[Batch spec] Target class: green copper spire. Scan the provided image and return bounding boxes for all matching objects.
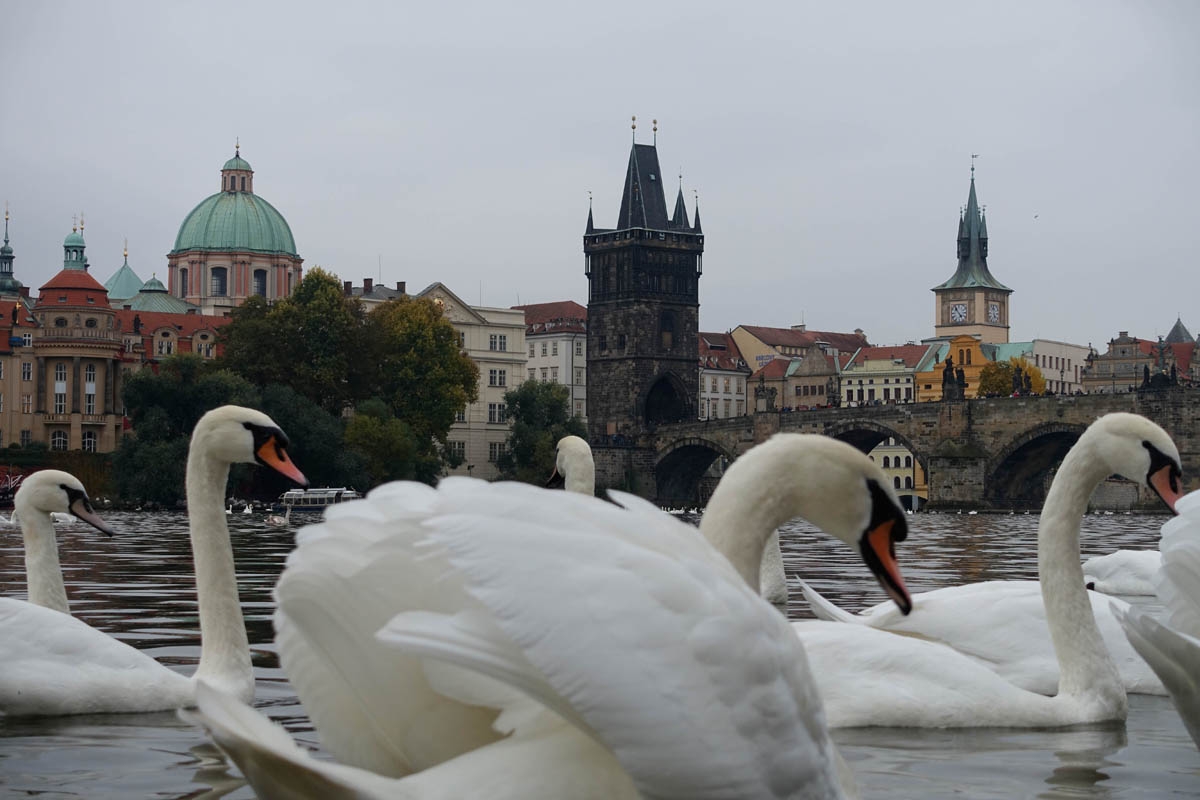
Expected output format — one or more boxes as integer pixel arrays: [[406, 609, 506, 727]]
[[933, 168, 1010, 292]]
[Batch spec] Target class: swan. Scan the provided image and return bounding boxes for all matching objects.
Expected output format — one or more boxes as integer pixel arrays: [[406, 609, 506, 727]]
[[1116, 489, 1200, 748], [265, 506, 292, 527], [550, 434, 790, 605], [790, 413, 1183, 727], [1082, 548, 1161, 595], [186, 433, 911, 798], [243, 503, 253, 515], [0, 406, 308, 716], [6, 469, 115, 613]]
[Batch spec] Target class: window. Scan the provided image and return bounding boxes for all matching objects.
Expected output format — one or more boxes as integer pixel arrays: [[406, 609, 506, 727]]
[[241, 176, 246, 191], [0, 394, 3, 412], [55, 317, 68, 328], [0, 363, 4, 379], [211, 267, 228, 296], [550, 367, 558, 382], [51, 430, 67, 451], [457, 331, 466, 349], [54, 391, 65, 414], [488, 403, 508, 424], [723, 378, 731, 393], [709, 399, 718, 418], [21, 394, 31, 414], [21, 333, 30, 347], [905, 456, 912, 468], [905, 476, 913, 489], [489, 334, 507, 352], [541, 368, 548, 381], [574, 400, 582, 416], [574, 368, 583, 384], [55, 363, 66, 382], [19, 430, 30, 447], [736, 399, 744, 416], [488, 441, 507, 462], [528, 369, 536, 381], [85, 391, 95, 415], [179, 268, 188, 296], [455, 407, 467, 423], [894, 476, 901, 489], [882, 456, 891, 468], [447, 440, 465, 460], [575, 341, 583, 356], [660, 311, 675, 349], [82, 431, 97, 453], [724, 399, 731, 417], [21, 362, 31, 381], [618, 334, 626, 350], [711, 377, 717, 392], [541, 343, 548, 357], [552, 342, 558, 356], [85, 318, 97, 328], [529, 343, 535, 357], [598, 335, 607, 351], [488, 369, 506, 387], [253, 269, 267, 297]]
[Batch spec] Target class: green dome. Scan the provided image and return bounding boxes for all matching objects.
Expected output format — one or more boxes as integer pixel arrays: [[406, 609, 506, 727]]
[[0, 275, 22, 292], [141, 275, 167, 292], [64, 230, 85, 248], [171, 192, 297, 256], [223, 154, 252, 171]]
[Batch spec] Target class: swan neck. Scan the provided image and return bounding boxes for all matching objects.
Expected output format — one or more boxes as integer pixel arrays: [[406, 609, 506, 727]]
[[566, 466, 595, 496], [1038, 441, 1123, 699], [187, 444, 253, 698], [19, 508, 69, 613]]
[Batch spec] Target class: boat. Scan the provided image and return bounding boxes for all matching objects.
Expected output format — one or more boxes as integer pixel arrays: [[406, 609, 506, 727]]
[[274, 486, 363, 513]]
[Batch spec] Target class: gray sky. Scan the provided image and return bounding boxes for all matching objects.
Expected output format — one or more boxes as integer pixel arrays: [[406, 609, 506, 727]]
[[3, 1, 1197, 349]]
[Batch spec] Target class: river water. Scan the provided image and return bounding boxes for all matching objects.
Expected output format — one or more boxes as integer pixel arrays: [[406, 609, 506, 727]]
[[0, 510, 1197, 798]]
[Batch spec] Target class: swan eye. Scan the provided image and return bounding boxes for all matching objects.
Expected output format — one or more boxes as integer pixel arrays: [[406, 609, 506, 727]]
[[865, 479, 908, 543]]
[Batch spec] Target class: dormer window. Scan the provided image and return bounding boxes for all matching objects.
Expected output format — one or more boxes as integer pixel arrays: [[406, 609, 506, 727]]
[[54, 317, 67, 327], [85, 318, 97, 329]]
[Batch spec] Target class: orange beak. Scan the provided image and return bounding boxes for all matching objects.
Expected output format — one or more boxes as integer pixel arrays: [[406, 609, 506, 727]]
[[1149, 464, 1183, 514], [862, 519, 912, 614], [256, 436, 309, 487]]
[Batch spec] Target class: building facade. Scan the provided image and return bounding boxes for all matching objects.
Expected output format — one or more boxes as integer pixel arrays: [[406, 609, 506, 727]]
[[423, 283, 526, 480], [698, 331, 750, 419], [514, 301, 588, 421], [584, 134, 703, 441], [167, 148, 304, 315], [730, 324, 868, 375], [932, 169, 1012, 344], [1081, 329, 1197, 394], [839, 343, 930, 407]]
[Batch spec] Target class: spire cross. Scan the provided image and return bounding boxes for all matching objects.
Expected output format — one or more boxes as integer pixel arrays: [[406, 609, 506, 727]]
[[970, 153, 980, 178], [653, 118, 657, 145], [631, 115, 636, 142], [72, 214, 78, 233], [588, 190, 593, 210]]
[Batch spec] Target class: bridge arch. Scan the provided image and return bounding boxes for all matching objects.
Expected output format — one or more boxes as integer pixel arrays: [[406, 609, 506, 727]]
[[642, 371, 692, 426], [986, 422, 1088, 508], [824, 420, 928, 474], [654, 436, 735, 508]]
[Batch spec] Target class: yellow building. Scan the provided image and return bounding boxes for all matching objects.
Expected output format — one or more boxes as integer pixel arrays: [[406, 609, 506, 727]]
[[914, 335, 990, 401]]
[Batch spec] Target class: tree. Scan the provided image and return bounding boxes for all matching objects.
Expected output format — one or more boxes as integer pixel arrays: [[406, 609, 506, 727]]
[[342, 399, 431, 484], [977, 356, 1046, 397], [363, 297, 479, 476], [115, 355, 260, 505], [496, 379, 587, 485], [217, 268, 370, 414]]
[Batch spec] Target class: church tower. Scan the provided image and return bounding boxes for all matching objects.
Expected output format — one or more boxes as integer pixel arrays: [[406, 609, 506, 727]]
[[584, 120, 703, 443], [932, 166, 1012, 343]]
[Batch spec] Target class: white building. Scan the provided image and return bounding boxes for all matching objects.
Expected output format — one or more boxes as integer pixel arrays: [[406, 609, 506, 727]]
[[698, 331, 751, 419], [839, 344, 931, 406], [1026, 339, 1092, 395], [417, 283, 526, 480], [513, 301, 587, 421]]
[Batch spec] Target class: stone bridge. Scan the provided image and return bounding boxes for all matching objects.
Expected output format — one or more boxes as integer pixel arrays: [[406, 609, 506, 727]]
[[590, 388, 1200, 509]]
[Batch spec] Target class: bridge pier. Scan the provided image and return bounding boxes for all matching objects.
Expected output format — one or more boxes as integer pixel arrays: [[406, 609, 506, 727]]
[[592, 444, 658, 499], [926, 454, 988, 510]]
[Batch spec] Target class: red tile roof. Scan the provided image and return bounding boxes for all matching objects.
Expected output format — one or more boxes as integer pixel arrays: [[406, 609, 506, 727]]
[[739, 325, 868, 353], [699, 331, 749, 371], [38, 269, 109, 293], [513, 300, 587, 334], [751, 358, 792, 379], [114, 308, 229, 338], [847, 344, 930, 368]]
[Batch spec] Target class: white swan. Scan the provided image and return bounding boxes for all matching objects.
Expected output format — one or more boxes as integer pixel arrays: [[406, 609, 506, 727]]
[[265, 506, 292, 527], [0, 406, 308, 716], [551, 434, 790, 605], [1082, 548, 1161, 595], [790, 412, 1183, 727], [1116, 489, 1200, 748], [187, 433, 911, 798], [6, 469, 115, 613]]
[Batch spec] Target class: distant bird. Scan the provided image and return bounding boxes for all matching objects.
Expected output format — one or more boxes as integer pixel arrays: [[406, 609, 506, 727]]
[[1033, 214, 1039, 219]]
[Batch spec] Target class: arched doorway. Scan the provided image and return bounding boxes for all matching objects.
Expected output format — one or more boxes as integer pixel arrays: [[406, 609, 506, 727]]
[[644, 373, 690, 425]]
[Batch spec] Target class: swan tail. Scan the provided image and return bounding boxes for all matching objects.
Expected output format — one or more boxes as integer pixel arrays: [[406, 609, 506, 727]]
[[185, 681, 400, 800], [1114, 605, 1200, 748], [799, 579, 865, 624]]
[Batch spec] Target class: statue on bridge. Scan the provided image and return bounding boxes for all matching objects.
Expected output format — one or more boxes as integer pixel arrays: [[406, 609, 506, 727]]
[[942, 356, 966, 401]]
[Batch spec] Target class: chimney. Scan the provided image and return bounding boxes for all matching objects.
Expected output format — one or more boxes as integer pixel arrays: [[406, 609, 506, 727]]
[[343, 281, 352, 296], [396, 281, 406, 294], [364, 278, 373, 293], [1118, 331, 1128, 338], [791, 324, 806, 332]]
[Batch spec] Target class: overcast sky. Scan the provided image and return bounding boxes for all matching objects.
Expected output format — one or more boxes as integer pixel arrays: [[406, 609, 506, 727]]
[[3, 1, 1196, 349]]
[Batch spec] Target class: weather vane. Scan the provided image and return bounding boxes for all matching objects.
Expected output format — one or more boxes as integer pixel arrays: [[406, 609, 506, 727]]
[[970, 153, 980, 177]]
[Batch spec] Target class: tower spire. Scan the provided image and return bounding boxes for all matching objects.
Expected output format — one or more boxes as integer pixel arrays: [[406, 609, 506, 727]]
[[586, 191, 595, 234]]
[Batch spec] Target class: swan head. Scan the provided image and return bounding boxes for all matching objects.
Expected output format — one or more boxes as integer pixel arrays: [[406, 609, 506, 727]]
[[1086, 413, 1182, 512], [14, 469, 115, 536], [547, 435, 595, 495], [704, 433, 912, 613], [192, 406, 309, 487]]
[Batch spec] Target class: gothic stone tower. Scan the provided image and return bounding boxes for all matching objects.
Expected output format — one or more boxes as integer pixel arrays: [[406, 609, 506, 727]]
[[584, 130, 703, 447], [932, 167, 1012, 344]]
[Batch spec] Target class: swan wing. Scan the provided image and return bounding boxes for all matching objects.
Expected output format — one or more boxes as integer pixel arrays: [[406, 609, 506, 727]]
[[0, 599, 190, 715], [790, 620, 1082, 728], [414, 479, 845, 800], [823, 580, 1162, 695], [1082, 550, 1161, 595], [1157, 509, 1200, 639], [1115, 607, 1200, 748], [798, 580, 865, 624], [273, 481, 500, 777]]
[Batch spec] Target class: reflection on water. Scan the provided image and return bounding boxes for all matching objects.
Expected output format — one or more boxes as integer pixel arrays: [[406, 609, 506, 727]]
[[1, 511, 1197, 798]]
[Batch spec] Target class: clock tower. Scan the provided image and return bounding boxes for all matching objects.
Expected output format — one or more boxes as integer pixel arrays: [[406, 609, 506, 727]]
[[932, 167, 1012, 343]]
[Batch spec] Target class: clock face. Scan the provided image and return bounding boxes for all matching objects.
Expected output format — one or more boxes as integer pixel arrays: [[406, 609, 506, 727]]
[[988, 302, 1000, 323], [950, 302, 967, 323]]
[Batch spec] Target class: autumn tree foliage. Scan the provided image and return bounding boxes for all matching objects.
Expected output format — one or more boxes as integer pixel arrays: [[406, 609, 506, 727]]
[[977, 356, 1046, 397]]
